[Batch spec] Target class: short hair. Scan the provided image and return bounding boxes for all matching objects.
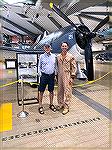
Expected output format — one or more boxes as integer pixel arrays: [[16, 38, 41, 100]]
[[61, 41, 69, 47], [44, 43, 51, 48]]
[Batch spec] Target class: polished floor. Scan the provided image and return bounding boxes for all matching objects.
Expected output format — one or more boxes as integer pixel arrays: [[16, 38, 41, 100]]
[[0, 60, 112, 150]]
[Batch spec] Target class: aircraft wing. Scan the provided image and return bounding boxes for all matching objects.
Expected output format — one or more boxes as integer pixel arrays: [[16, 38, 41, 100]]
[[65, 0, 107, 16], [42, 0, 107, 16], [40, 0, 107, 16]]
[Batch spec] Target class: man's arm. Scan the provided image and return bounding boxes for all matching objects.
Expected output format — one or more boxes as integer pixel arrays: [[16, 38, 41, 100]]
[[54, 56, 58, 83], [55, 56, 58, 76], [38, 55, 42, 77], [70, 56, 77, 79]]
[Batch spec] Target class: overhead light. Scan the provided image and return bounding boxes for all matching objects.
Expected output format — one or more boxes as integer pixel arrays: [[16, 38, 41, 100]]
[[4, 0, 37, 5]]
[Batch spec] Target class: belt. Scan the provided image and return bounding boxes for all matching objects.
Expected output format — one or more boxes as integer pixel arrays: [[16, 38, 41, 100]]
[[42, 72, 55, 76]]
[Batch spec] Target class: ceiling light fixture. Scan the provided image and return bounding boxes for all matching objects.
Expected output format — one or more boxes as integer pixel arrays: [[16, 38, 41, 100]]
[[3, 0, 37, 5]]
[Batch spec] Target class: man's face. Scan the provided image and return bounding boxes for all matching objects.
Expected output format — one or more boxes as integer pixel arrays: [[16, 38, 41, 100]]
[[44, 45, 51, 53], [61, 43, 69, 53]]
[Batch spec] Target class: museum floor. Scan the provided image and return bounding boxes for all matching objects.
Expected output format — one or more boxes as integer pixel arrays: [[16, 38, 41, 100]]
[[0, 61, 112, 150]]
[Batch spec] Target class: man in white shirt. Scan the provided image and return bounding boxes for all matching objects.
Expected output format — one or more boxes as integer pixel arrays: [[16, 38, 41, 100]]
[[38, 43, 56, 114]]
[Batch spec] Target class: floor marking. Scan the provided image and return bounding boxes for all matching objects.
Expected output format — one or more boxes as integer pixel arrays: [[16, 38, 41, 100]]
[[80, 88, 109, 93], [0, 103, 12, 132], [73, 89, 112, 120], [1, 117, 101, 142]]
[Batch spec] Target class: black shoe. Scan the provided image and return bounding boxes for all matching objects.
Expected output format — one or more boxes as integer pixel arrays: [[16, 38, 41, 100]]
[[49, 104, 56, 112], [38, 107, 44, 114]]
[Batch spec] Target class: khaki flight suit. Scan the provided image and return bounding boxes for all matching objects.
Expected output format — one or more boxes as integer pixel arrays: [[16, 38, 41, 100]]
[[57, 53, 77, 107]]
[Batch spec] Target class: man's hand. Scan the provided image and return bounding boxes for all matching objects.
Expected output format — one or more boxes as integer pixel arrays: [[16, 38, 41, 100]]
[[69, 78, 74, 85], [55, 75, 58, 84]]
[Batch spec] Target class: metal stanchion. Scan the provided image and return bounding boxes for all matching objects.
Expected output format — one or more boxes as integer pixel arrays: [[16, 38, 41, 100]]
[[17, 75, 29, 118]]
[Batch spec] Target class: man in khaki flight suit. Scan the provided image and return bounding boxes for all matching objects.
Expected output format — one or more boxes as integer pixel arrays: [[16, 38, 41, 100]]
[[57, 42, 77, 115]]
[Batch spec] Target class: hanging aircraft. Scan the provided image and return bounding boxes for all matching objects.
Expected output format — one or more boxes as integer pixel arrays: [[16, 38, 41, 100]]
[[1, 1, 110, 81]]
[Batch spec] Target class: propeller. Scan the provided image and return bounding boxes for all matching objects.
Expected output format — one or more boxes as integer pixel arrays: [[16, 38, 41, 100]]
[[49, 2, 82, 32], [49, 2, 109, 81], [92, 16, 109, 32]]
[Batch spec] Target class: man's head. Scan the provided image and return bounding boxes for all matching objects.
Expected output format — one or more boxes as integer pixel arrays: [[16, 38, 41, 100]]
[[44, 43, 51, 54], [61, 42, 69, 53]]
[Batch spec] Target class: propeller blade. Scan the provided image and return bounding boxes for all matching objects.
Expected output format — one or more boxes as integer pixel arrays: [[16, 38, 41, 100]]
[[49, 3, 77, 29], [85, 42, 94, 81], [48, 13, 62, 29], [77, 15, 84, 25], [92, 16, 109, 32]]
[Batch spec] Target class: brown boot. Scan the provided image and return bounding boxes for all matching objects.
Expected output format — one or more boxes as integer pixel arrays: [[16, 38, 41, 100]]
[[62, 108, 69, 115]]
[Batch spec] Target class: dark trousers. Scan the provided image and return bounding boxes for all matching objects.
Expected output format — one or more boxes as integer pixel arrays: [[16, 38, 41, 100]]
[[38, 72, 55, 92]]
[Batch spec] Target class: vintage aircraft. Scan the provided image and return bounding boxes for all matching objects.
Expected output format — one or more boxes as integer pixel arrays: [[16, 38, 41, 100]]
[[1, 1, 110, 81], [26, 2, 109, 81]]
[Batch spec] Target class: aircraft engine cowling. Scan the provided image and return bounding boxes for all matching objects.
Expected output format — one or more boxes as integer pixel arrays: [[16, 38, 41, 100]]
[[75, 25, 90, 50]]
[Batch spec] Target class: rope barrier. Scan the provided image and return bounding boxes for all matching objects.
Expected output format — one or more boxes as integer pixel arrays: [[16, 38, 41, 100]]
[[72, 71, 111, 88], [0, 80, 20, 88], [0, 71, 111, 88]]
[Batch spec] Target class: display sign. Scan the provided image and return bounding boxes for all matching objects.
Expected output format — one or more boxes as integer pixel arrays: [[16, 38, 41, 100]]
[[17, 53, 38, 83], [5, 59, 17, 69]]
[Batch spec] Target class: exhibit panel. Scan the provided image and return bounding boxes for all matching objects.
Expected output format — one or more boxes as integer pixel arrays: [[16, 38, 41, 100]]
[[16, 53, 39, 105]]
